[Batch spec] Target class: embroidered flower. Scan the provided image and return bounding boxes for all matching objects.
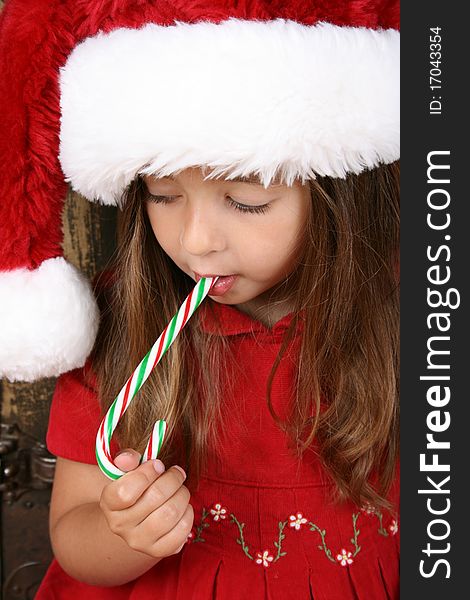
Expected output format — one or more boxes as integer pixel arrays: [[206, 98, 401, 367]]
[[360, 503, 377, 516], [389, 519, 399, 536], [210, 503, 228, 521], [336, 549, 354, 567], [289, 512, 308, 530], [256, 550, 274, 568]]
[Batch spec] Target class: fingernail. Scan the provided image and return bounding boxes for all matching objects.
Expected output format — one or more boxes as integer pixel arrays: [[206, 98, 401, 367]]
[[153, 459, 166, 474], [173, 465, 186, 479], [116, 451, 133, 458]]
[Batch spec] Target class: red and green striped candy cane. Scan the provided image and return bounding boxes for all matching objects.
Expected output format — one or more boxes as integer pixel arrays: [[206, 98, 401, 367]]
[[96, 276, 218, 480]]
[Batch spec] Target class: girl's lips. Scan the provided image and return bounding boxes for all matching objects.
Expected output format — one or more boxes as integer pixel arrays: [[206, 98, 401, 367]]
[[194, 273, 237, 296]]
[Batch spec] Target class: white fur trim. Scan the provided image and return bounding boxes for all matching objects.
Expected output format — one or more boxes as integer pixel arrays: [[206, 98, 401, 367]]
[[0, 258, 99, 382], [59, 19, 399, 206]]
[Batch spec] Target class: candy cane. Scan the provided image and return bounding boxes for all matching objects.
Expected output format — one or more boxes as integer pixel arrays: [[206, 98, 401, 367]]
[[95, 276, 218, 480]]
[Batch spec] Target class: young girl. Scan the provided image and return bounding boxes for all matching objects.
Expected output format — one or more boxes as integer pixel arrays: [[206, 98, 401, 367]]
[[37, 157, 399, 599], [0, 1, 399, 598]]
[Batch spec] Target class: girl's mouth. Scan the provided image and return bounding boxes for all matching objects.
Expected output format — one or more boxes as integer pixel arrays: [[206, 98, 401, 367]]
[[194, 273, 238, 296]]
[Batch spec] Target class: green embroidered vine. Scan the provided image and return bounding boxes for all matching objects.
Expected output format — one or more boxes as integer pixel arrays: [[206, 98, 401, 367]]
[[308, 512, 361, 563], [190, 504, 397, 567], [230, 513, 253, 560], [375, 510, 389, 537], [192, 507, 210, 543], [351, 512, 361, 556], [308, 521, 336, 563], [273, 521, 288, 561]]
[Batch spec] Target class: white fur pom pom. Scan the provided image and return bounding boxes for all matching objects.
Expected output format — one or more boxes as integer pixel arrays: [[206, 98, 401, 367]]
[[0, 258, 99, 382]]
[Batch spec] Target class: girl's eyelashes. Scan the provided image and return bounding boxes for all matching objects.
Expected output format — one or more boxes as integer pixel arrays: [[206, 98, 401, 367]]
[[146, 193, 271, 215], [146, 194, 178, 204], [226, 197, 271, 215]]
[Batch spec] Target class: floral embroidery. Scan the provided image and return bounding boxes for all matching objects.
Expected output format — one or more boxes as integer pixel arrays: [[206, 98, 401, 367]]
[[361, 503, 377, 515], [289, 512, 308, 530], [256, 550, 274, 567], [230, 513, 253, 560], [389, 519, 399, 535], [273, 521, 288, 561], [192, 508, 210, 542], [376, 511, 390, 536], [360, 504, 394, 537], [190, 502, 396, 568], [210, 503, 228, 521], [309, 511, 360, 563], [336, 548, 354, 566]]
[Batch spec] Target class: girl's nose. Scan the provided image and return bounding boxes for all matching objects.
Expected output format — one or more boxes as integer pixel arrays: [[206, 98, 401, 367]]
[[180, 205, 226, 256]]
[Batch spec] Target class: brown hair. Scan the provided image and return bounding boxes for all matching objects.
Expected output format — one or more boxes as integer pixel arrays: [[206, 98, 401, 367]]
[[91, 161, 399, 508]]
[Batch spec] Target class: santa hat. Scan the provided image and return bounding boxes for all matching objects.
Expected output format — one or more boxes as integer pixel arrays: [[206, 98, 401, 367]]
[[0, 0, 399, 382]]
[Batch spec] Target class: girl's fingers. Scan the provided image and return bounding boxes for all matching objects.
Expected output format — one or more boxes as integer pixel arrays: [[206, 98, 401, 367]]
[[113, 449, 142, 472], [121, 466, 188, 526], [136, 503, 194, 558], [102, 460, 165, 511], [128, 485, 191, 548]]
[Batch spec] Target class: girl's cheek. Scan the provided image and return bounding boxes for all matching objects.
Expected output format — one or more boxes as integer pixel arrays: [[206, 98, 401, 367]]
[[149, 222, 174, 254]]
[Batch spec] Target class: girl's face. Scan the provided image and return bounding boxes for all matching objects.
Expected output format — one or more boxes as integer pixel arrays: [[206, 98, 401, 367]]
[[144, 167, 310, 316]]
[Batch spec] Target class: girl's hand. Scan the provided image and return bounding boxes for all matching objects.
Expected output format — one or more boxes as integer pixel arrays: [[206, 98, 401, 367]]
[[99, 451, 193, 559]]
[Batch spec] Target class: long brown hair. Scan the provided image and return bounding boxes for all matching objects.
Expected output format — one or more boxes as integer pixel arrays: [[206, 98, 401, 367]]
[[91, 162, 399, 508]]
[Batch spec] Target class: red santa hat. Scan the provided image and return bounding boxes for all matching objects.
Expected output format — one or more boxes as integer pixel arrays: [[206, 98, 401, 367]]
[[0, 0, 399, 382]]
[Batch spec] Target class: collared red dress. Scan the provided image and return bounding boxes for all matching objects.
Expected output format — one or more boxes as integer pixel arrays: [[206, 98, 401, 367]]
[[37, 301, 399, 599]]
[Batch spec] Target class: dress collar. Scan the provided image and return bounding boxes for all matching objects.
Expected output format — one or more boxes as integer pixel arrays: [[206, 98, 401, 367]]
[[199, 300, 304, 337]]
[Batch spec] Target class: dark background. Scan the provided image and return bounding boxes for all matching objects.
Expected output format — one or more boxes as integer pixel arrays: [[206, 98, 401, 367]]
[[401, 2, 467, 597]]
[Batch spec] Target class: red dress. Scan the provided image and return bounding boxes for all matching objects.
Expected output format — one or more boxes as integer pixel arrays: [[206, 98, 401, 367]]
[[37, 302, 399, 599]]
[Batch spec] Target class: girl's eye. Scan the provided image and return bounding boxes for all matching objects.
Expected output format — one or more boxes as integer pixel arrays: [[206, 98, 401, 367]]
[[147, 193, 270, 215], [227, 197, 271, 215], [147, 194, 179, 204]]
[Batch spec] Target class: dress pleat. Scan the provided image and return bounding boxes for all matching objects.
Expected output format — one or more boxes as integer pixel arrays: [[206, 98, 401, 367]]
[[378, 554, 400, 600], [175, 549, 223, 600]]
